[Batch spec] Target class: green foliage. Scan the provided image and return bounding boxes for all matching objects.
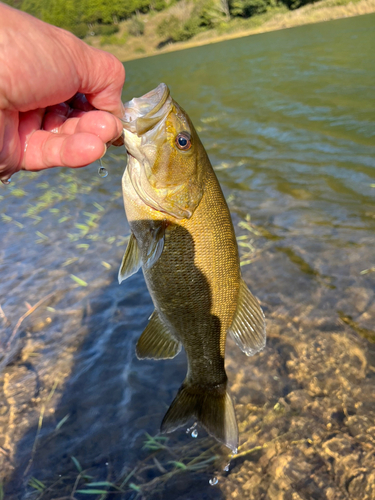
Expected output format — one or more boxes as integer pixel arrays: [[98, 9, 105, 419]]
[[100, 33, 128, 45], [157, 0, 228, 44], [128, 17, 145, 36], [152, 0, 166, 11], [229, 0, 278, 17], [193, 0, 227, 28], [94, 23, 119, 35], [17, 0, 154, 33], [71, 22, 88, 38], [13, 0, 322, 42], [41, 0, 81, 30], [157, 14, 180, 38], [282, 0, 319, 8]]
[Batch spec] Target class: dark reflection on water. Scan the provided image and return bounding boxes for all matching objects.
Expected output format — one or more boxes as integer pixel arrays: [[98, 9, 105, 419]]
[[1, 12, 375, 500]]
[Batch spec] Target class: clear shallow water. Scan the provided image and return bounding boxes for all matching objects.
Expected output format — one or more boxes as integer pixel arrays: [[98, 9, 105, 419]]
[[1, 13, 375, 499]]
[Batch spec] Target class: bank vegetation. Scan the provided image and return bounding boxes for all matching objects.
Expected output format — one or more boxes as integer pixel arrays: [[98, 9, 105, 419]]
[[5, 0, 375, 60]]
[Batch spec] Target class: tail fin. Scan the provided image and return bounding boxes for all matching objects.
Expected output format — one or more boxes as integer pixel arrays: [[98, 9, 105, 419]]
[[160, 382, 238, 453]]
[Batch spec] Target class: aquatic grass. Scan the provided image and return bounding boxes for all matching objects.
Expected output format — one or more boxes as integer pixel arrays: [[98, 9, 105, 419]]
[[71, 456, 83, 473], [67, 233, 80, 242], [86, 234, 101, 241], [24, 381, 59, 477], [58, 216, 70, 223], [338, 311, 375, 343], [70, 275, 88, 287], [76, 244, 90, 250], [3, 291, 56, 351], [116, 235, 130, 246], [36, 231, 49, 243], [112, 433, 223, 497], [360, 267, 375, 274], [9, 188, 27, 197], [55, 413, 70, 430], [142, 433, 169, 451], [24, 432, 223, 498], [29, 477, 46, 491], [62, 257, 79, 267], [0, 305, 10, 327], [1, 213, 25, 228]]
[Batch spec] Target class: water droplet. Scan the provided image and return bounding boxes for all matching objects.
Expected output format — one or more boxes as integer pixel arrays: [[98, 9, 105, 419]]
[[209, 477, 218, 486], [186, 422, 197, 434], [223, 463, 230, 472], [1, 177, 11, 185], [191, 429, 198, 438], [98, 158, 108, 178], [98, 166, 108, 178]]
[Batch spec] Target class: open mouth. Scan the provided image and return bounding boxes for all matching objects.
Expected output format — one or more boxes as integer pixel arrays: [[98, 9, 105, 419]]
[[122, 83, 171, 136]]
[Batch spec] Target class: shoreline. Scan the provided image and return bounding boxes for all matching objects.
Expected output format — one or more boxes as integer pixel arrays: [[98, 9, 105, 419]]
[[95, 0, 375, 62]]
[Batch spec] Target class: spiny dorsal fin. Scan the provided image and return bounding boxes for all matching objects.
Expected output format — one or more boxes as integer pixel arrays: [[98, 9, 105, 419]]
[[143, 223, 165, 270], [228, 279, 266, 356], [136, 311, 181, 360], [161, 382, 238, 453], [118, 233, 142, 284]]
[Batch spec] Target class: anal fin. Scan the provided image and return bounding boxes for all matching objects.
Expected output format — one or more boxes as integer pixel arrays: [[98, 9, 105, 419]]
[[118, 233, 142, 284], [136, 311, 181, 360], [229, 278, 266, 356]]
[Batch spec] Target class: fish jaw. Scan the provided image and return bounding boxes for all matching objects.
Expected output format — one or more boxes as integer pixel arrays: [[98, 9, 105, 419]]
[[121, 83, 204, 220], [122, 83, 172, 136]]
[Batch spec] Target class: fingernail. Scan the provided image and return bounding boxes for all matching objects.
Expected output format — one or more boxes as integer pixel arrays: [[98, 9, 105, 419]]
[[100, 143, 107, 159]]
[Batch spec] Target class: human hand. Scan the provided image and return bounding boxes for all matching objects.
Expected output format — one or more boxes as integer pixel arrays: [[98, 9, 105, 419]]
[[0, 3, 125, 184]]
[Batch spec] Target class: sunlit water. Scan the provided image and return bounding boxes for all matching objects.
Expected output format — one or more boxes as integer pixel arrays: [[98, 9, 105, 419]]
[[1, 13, 374, 499]]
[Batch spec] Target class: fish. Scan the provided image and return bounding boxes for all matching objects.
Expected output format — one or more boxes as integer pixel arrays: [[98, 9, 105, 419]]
[[119, 83, 266, 453]]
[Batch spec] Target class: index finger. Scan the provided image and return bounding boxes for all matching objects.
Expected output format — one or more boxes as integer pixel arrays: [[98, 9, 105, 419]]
[[77, 45, 126, 119]]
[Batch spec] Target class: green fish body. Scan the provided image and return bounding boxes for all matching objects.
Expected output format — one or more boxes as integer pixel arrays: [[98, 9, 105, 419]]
[[119, 84, 266, 452]]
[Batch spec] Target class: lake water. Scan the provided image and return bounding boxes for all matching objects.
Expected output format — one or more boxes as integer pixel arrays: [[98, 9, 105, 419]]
[[1, 13, 375, 499]]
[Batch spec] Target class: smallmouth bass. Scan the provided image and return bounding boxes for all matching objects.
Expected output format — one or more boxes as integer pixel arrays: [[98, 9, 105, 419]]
[[119, 84, 265, 453]]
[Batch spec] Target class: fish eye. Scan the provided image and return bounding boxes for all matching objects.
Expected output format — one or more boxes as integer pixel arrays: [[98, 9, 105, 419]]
[[175, 132, 191, 151]]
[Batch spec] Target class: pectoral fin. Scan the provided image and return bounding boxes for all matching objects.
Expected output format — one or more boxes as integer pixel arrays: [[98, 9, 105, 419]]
[[136, 311, 181, 360], [143, 223, 165, 270], [118, 233, 142, 284], [229, 279, 266, 356]]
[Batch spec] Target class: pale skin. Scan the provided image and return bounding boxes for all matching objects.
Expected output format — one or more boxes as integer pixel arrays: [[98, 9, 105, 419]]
[[0, 3, 126, 183]]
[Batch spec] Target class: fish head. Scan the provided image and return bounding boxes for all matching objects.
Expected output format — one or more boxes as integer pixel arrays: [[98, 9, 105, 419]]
[[122, 83, 205, 219]]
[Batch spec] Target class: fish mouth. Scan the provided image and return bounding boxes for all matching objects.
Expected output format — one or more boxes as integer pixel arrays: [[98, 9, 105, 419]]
[[121, 83, 199, 220], [122, 83, 171, 136]]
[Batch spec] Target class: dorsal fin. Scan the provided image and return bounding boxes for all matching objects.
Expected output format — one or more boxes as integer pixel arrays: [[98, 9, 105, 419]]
[[118, 233, 142, 284], [136, 311, 181, 360], [228, 279, 266, 356]]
